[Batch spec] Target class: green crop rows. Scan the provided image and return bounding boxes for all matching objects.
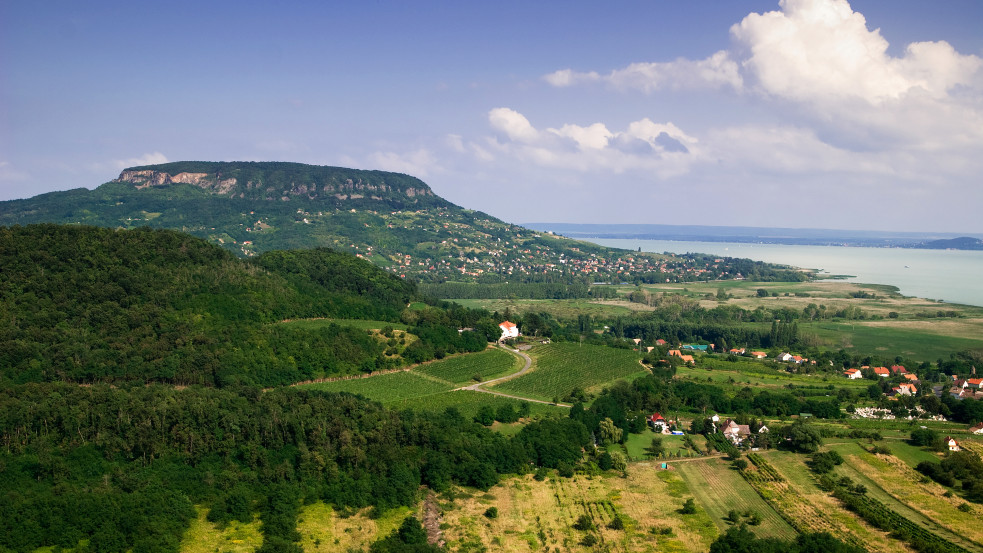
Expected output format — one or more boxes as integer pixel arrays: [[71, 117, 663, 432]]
[[300, 371, 452, 404], [415, 348, 518, 386], [493, 342, 646, 401]]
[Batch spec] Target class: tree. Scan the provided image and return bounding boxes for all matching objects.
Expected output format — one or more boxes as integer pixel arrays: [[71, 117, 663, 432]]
[[598, 418, 623, 445], [680, 498, 697, 514], [781, 420, 822, 453], [645, 436, 666, 458]]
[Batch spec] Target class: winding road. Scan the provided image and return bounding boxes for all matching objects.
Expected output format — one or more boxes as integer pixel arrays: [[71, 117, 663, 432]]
[[455, 345, 570, 407]]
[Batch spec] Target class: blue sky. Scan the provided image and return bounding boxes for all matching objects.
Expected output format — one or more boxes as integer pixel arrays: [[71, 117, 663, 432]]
[[3, 0, 982, 232]]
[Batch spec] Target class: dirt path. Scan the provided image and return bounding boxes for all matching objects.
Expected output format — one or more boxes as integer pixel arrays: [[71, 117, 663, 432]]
[[422, 491, 444, 547], [455, 345, 570, 407]]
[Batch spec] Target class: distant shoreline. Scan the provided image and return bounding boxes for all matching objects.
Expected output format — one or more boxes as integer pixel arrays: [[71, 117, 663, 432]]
[[524, 223, 983, 251]]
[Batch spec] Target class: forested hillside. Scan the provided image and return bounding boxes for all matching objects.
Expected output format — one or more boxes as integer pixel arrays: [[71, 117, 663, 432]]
[[0, 162, 808, 284], [0, 383, 590, 553], [0, 224, 488, 387]]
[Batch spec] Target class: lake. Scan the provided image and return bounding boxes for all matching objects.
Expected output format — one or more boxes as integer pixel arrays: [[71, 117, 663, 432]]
[[586, 239, 983, 308]]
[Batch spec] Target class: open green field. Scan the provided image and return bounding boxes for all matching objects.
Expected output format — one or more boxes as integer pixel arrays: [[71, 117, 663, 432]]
[[676, 361, 867, 391], [806, 320, 983, 362], [415, 348, 520, 386], [675, 457, 797, 540], [301, 371, 453, 403], [614, 430, 706, 461], [492, 342, 648, 402], [394, 390, 565, 419]]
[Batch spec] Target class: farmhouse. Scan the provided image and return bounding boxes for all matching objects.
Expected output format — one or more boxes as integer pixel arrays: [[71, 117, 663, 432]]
[[649, 413, 670, 433], [721, 419, 752, 445], [498, 321, 519, 341], [890, 365, 908, 375], [873, 366, 890, 378], [750, 351, 767, 359], [969, 423, 983, 435], [776, 353, 794, 362], [945, 436, 961, 452], [844, 368, 862, 379]]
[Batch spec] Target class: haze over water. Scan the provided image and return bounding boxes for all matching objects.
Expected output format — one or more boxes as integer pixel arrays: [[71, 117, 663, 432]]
[[587, 239, 983, 308]]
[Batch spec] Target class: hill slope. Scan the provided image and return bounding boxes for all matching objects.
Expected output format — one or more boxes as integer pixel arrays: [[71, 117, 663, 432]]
[[0, 162, 805, 284], [0, 224, 489, 387]]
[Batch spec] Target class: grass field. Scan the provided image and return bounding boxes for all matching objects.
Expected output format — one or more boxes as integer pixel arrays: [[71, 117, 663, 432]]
[[395, 390, 566, 419], [439, 468, 717, 553], [415, 348, 520, 386], [828, 443, 983, 552], [614, 430, 706, 461], [806, 320, 983, 361], [675, 457, 796, 540], [180, 507, 262, 553], [301, 371, 453, 403], [295, 503, 412, 553], [757, 450, 911, 552]]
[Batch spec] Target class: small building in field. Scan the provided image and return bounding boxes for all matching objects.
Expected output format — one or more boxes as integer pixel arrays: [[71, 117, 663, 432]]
[[498, 321, 519, 341], [945, 436, 961, 451], [844, 368, 863, 379]]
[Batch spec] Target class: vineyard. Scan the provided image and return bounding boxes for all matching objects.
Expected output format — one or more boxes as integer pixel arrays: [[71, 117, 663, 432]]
[[741, 452, 893, 552], [415, 348, 519, 386], [832, 485, 973, 553], [675, 458, 797, 540], [492, 342, 647, 401], [300, 371, 453, 403]]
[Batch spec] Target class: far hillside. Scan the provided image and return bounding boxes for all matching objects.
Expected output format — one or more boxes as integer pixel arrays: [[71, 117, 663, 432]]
[[0, 161, 807, 285]]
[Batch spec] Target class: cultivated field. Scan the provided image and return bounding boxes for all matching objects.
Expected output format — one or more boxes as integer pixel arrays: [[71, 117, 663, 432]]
[[491, 342, 648, 402], [675, 457, 796, 540], [415, 348, 520, 386]]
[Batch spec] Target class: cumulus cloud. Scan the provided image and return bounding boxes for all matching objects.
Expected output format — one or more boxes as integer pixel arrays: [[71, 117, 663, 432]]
[[731, 0, 981, 105], [481, 108, 701, 177], [367, 148, 440, 177], [544, 50, 742, 92], [113, 152, 169, 170]]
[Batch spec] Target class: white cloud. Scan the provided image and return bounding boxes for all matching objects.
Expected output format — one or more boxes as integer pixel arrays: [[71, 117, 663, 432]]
[[367, 148, 440, 177], [731, 0, 981, 105], [480, 108, 700, 177], [544, 50, 742, 93], [113, 152, 169, 170]]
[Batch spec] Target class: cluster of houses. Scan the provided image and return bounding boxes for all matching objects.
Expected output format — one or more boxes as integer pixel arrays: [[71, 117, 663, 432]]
[[948, 374, 983, 400], [647, 413, 767, 446]]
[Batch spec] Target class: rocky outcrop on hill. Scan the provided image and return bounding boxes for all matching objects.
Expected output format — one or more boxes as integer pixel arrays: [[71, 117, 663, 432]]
[[114, 161, 441, 204]]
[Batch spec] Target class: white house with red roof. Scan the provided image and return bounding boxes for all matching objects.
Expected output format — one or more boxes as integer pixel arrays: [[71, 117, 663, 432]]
[[969, 423, 983, 435], [498, 321, 519, 341], [945, 436, 961, 451], [649, 413, 670, 433], [873, 366, 890, 378], [750, 351, 767, 359], [844, 368, 862, 379], [890, 365, 908, 375]]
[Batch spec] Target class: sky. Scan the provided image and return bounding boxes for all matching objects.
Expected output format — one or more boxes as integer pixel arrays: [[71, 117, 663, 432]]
[[2, 0, 983, 233]]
